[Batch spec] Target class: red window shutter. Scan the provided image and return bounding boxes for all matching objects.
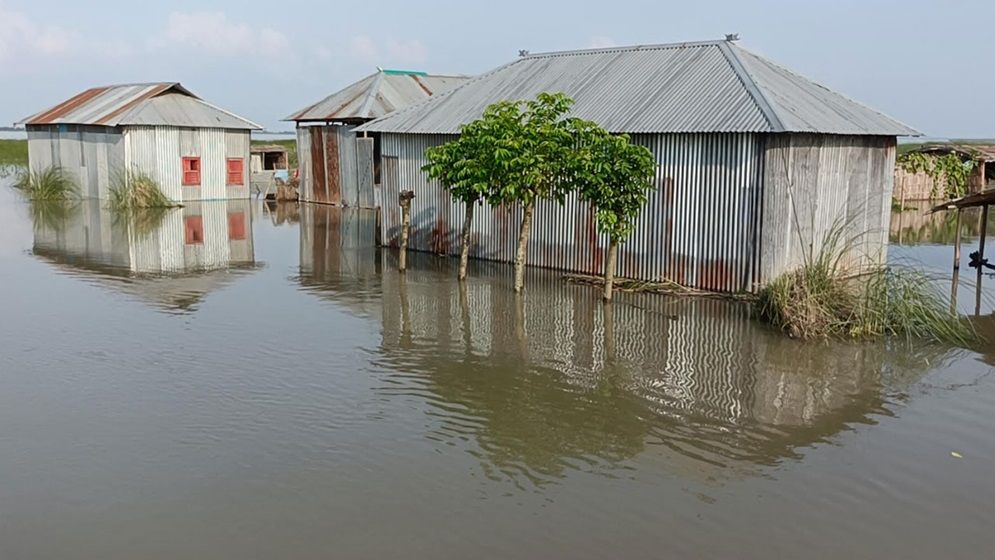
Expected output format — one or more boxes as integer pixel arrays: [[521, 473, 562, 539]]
[[228, 212, 246, 240], [226, 158, 244, 186], [182, 157, 201, 186], [184, 216, 204, 245]]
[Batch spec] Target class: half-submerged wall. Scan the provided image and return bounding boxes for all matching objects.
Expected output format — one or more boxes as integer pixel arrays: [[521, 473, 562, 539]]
[[24, 125, 251, 202], [760, 134, 896, 283], [297, 125, 375, 208], [125, 126, 251, 201], [380, 132, 766, 292], [26, 125, 125, 200]]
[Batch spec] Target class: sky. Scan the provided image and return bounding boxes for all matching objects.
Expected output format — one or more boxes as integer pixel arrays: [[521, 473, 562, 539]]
[[0, 0, 992, 136]]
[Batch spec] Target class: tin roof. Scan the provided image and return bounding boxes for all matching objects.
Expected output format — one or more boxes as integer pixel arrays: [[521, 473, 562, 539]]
[[910, 143, 995, 163], [285, 69, 469, 122], [357, 40, 919, 136], [19, 82, 261, 130]]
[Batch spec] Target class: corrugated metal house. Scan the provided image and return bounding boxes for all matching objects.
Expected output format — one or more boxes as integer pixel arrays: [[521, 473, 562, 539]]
[[357, 39, 920, 292], [19, 83, 261, 202], [285, 69, 468, 207]]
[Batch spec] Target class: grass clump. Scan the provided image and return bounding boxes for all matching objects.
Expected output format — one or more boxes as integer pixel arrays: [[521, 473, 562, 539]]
[[12, 166, 78, 201], [755, 225, 975, 345], [109, 169, 178, 210]]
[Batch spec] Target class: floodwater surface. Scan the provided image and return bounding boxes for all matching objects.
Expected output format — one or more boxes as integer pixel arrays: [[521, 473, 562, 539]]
[[0, 183, 993, 559]]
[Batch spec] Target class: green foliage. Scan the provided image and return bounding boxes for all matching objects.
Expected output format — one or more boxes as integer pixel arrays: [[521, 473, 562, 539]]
[[755, 221, 976, 345], [574, 126, 656, 242], [109, 169, 178, 211], [12, 166, 78, 201], [898, 151, 976, 199], [424, 92, 588, 207]]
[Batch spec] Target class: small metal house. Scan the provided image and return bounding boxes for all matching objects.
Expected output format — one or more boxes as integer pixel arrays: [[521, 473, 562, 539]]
[[357, 39, 920, 292], [285, 69, 468, 207], [19, 83, 261, 202]]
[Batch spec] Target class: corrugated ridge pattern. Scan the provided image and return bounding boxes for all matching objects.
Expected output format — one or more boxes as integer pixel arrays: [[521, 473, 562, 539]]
[[380, 132, 765, 292]]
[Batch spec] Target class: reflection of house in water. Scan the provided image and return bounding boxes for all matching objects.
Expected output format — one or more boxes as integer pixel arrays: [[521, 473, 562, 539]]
[[294, 216, 935, 485], [31, 200, 257, 312], [297, 204, 381, 317], [890, 201, 986, 245]]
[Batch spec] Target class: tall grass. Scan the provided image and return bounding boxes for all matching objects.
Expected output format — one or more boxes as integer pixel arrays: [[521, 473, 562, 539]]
[[12, 166, 78, 201], [109, 169, 177, 210], [755, 221, 976, 345]]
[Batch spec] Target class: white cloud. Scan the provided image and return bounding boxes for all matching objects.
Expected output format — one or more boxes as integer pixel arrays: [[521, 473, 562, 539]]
[[0, 2, 73, 61], [386, 39, 429, 66], [589, 36, 617, 49], [150, 11, 291, 59], [349, 35, 379, 63]]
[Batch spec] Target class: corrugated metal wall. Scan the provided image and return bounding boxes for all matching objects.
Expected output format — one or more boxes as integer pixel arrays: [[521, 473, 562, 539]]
[[297, 124, 374, 207], [26, 125, 124, 199], [125, 126, 251, 202], [380, 132, 766, 292], [759, 134, 896, 284]]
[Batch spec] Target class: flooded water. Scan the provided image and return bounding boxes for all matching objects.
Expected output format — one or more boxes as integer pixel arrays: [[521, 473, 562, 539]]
[[1, 182, 994, 559]]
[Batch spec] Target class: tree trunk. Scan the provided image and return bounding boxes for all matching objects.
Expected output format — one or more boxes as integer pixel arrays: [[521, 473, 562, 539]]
[[603, 238, 618, 301], [514, 200, 536, 293], [458, 200, 475, 281], [399, 192, 412, 273]]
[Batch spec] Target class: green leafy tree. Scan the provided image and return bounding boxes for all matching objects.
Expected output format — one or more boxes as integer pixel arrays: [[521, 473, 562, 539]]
[[424, 93, 584, 290], [486, 93, 583, 292], [423, 119, 492, 280], [576, 127, 656, 301]]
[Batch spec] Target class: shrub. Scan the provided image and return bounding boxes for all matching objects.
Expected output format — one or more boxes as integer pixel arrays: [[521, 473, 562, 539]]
[[109, 169, 177, 210], [755, 223, 976, 345], [12, 166, 78, 201]]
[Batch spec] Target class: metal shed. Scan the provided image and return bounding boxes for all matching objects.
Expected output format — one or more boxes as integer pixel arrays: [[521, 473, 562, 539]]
[[356, 39, 920, 292], [19, 83, 261, 202], [285, 69, 469, 208]]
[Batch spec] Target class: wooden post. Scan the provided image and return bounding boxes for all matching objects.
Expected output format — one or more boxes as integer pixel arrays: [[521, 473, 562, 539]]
[[398, 190, 415, 273], [979, 204, 989, 262], [953, 208, 962, 271], [978, 204, 989, 317]]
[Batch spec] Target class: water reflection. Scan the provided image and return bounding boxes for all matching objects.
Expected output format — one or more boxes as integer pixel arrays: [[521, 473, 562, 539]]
[[890, 201, 986, 245], [297, 210, 941, 487], [30, 199, 258, 313], [296, 204, 382, 317]]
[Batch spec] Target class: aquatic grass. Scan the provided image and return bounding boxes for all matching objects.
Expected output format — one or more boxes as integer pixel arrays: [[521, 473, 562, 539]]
[[109, 169, 178, 210], [755, 220, 976, 345], [12, 166, 78, 201]]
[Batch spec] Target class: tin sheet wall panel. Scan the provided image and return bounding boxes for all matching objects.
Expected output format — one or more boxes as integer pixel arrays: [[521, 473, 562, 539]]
[[381, 132, 765, 292]]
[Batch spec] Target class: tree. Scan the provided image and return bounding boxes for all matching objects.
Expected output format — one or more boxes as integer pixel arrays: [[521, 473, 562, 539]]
[[424, 93, 582, 290], [485, 93, 582, 292], [576, 128, 656, 301]]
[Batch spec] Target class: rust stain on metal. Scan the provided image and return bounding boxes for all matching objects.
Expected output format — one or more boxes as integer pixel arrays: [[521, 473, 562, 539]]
[[310, 128, 328, 203], [325, 129, 341, 205], [324, 89, 369, 120], [96, 84, 172, 125], [26, 87, 109, 125], [411, 75, 433, 96]]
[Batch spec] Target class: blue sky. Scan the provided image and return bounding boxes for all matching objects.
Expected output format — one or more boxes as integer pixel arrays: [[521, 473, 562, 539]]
[[1, 0, 992, 136]]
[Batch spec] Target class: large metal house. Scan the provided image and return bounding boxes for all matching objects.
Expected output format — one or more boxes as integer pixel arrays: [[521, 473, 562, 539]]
[[357, 39, 920, 292], [285, 69, 468, 207], [19, 83, 261, 202]]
